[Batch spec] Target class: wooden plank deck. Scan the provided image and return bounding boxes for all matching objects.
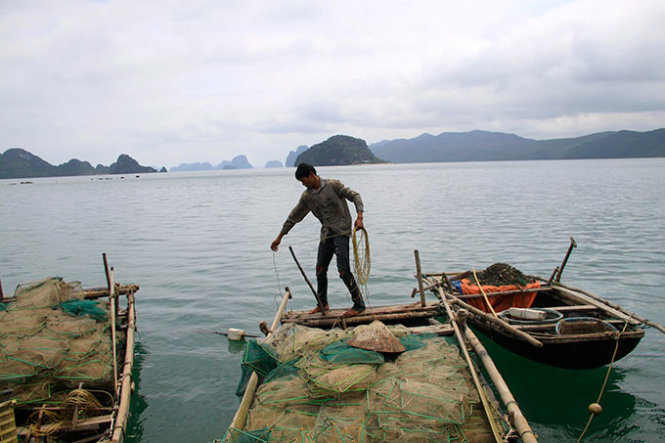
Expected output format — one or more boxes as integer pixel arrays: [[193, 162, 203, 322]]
[[280, 301, 444, 328]]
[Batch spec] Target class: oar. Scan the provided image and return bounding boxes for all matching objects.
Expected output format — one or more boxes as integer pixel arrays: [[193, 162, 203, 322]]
[[289, 246, 327, 314]]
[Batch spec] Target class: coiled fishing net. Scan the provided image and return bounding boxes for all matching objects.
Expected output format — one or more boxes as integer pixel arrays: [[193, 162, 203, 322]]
[[228, 322, 500, 442]]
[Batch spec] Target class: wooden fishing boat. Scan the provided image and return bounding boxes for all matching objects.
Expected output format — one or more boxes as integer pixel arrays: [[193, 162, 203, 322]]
[[0, 256, 138, 442], [223, 271, 536, 442], [422, 262, 659, 369]]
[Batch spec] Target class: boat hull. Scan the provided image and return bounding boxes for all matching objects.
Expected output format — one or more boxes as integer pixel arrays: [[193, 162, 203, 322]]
[[472, 322, 644, 369]]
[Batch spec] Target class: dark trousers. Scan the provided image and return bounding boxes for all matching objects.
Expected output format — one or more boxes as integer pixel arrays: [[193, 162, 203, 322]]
[[316, 236, 365, 310]]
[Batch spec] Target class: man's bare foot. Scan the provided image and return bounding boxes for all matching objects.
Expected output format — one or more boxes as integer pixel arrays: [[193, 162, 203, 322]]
[[308, 305, 329, 314], [341, 307, 365, 318]]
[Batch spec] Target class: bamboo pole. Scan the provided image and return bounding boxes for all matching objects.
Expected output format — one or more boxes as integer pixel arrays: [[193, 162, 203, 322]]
[[81, 285, 140, 300], [552, 285, 640, 325], [450, 296, 543, 348], [434, 285, 504, 442], [227, 287, 293, 438], [109, 268, 118, 397], [282, 309, 440, 327], [111, 289, 137, 443], [293, 301, 440, 317], [460, 321, 537, 443], [0, 285, 140, 304], [472, 268, 498, 317], [426, 278, 543, 348], [414, 250, 427, 307], [411, 280, 441, 297], [554, 283, 665, 334], [456, 286, 552, 300], [289, 246, 326, 314]]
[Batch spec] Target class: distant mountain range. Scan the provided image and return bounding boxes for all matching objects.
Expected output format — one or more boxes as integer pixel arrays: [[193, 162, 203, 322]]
[[0, 148, 163, 179], [369, 128, 665, 163], [3, 128, 662, 179], [170, 154, 253, 172]]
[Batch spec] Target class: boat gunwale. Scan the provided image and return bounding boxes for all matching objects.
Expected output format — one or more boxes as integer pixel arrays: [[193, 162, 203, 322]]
[[430, 269, 647, 369]]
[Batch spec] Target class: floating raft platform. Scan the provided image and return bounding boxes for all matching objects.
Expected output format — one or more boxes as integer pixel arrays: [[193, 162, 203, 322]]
[[0, 256, 137, 442], [224, 287, 536, 442]]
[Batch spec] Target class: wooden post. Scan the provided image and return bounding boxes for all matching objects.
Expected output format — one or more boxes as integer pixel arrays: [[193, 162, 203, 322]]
[[102, 253, 111, 288], [555, 237, 576, 282], [414, 250, 426, 307], [0, 272, 4, 302], [441, 272, 454, 292], [102, 253, 119, 318]]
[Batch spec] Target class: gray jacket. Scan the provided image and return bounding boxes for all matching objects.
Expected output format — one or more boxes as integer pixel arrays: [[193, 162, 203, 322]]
[[280, 178, 364, 240]]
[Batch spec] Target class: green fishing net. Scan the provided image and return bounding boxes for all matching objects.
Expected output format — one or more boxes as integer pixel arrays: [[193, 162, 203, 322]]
[[236, 339, 280, 396], [319, 341, 385, 364]]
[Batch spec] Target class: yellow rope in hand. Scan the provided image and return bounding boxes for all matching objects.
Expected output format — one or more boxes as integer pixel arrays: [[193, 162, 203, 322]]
[[352, 227, 371, 297]]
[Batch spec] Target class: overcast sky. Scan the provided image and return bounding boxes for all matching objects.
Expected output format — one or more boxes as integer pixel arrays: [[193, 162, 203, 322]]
[[1, 0, 664, 169]]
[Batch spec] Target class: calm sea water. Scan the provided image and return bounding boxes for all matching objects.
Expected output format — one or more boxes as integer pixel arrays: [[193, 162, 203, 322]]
[[1, 159, 664, 442]]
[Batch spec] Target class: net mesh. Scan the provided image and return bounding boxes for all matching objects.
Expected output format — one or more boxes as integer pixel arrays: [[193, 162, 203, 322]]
[[227, 322, 500, 442], [0, 277, 120, 406]]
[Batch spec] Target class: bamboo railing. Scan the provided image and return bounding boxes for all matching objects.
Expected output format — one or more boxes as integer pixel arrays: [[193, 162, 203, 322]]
[[226, 287, 292, 438]]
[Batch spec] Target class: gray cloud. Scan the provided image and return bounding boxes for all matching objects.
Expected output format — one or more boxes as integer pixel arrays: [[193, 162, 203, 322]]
[[1, 0, 663, 168]]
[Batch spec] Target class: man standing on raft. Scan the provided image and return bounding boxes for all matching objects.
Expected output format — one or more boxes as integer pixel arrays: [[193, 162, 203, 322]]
[[271, 163, 366, 317]]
